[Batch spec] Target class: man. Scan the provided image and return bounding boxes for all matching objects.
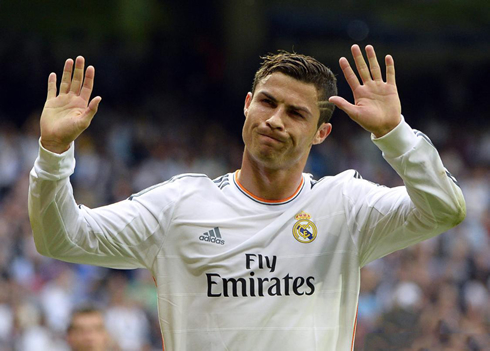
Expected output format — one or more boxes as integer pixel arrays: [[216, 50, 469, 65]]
[[66, 306, 114, 351], [29, 45, 466, 350]]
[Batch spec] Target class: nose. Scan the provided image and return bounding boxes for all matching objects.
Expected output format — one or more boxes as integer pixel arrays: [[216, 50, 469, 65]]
[[266, 107, 285, 130]]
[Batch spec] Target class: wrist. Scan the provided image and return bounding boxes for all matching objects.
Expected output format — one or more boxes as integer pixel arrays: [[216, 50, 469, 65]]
[[40, 138, 71, 154], [371, 116, 402, 138], [371, 115, 417, 158]]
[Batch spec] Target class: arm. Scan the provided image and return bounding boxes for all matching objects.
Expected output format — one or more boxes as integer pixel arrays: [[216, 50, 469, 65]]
[[329, 45, 466, 266], [344, 118, 465, 267], [28, 57, 167, 269], [28, 142, 172, 269]]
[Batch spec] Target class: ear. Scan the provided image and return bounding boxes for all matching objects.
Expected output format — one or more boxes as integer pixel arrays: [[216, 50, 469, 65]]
[[312, 123, 332, 145], [244, 92, 253, 118]]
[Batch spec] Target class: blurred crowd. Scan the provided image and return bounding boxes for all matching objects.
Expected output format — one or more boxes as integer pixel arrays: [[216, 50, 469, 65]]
[[0, 1, 488, 349], [0, 77, 489, 351]]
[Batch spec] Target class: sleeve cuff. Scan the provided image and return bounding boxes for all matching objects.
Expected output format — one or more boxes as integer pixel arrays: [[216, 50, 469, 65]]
[[371, 115, 418, 158], [34, 139, 76, 180]]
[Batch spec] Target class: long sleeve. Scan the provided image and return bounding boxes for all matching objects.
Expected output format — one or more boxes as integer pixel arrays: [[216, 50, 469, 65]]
[[344, 117, 466, 267], [28, 140, 174, 270]]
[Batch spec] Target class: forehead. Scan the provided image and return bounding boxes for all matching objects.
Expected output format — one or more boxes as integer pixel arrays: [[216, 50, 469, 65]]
[[255, 73, 319, 108], [72, 312, 104, 328]]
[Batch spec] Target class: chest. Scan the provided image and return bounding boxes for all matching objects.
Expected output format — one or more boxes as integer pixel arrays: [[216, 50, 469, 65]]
[[161, 195, 355, 278]]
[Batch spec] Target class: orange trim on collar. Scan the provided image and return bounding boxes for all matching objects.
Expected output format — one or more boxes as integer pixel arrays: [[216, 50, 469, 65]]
[[234, 170, 304, 204]]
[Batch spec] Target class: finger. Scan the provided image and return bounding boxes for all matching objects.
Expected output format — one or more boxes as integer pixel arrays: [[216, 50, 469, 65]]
[[79, 96, 102, 131], [88, 96, 102, 111], [385, 55, 396, 85], [47, 73, 57, 100], [339, 57, 361, 91], [80, 66, 95, 102], [328, 96, 358, 119], [59, 59, 74, 94], [69, 56, 85, 94], [351, 44, 372, 83], [86, 96, 102, 121], [366, 45, 382, 81]]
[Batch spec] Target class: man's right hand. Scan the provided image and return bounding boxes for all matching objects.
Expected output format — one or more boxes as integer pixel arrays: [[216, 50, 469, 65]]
[[40, 56, 101, 154]]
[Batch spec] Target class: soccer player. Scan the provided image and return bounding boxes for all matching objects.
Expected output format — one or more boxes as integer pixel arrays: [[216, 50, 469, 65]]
[[66, 306, 114, 351], [29, 45, 466, 350]]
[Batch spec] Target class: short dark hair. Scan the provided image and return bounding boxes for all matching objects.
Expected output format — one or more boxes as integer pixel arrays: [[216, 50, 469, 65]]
[[252, 51, 337, 126], [67, 305, 104, 332]]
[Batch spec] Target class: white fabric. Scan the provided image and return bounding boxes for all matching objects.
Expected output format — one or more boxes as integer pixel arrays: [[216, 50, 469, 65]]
[[28, 118, 465, 351]]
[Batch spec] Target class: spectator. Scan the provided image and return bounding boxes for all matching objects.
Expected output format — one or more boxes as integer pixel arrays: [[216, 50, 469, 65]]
[[66, 305, 119, 351]]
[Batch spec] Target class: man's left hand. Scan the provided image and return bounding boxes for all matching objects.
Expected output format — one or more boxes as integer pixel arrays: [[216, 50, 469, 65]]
[[329, 45, 402, 138]]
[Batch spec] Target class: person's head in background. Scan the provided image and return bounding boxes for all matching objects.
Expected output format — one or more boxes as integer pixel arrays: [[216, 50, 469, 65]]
[[66, 305, 112, 351]]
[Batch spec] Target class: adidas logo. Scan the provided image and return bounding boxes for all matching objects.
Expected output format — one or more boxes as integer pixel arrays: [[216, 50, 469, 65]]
[[199, 227, 225, 245]]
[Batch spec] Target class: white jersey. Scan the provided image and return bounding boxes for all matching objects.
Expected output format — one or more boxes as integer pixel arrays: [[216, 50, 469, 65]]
[[28, 118, 465, 351]]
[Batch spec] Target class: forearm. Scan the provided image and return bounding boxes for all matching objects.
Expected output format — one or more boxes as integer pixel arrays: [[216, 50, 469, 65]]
[[28, 173, 87, 262], [28, 141, 85, 260], [28, 141, 151, 269], [373, 116, 466, 228], [349, 117, 466, 267]]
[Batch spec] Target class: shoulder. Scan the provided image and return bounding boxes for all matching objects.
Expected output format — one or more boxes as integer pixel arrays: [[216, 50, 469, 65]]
[[308, 169, 363, 189], [129, 173, 233, 200], [308, 170, 385, 203], [129, 173, 226, 201]]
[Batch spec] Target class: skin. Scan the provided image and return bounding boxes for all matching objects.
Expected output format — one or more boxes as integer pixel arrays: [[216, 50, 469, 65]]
[[66, 312, 110, 351], [40, 57, 101, 154], [329, 45, 401, 138], [239, 73, 331, 200], [238, 45, 401, 200], [39, 44, 401, 201]]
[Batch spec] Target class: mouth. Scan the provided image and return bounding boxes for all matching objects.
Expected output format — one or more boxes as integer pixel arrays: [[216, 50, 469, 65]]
[[258, 133, 285, 143]]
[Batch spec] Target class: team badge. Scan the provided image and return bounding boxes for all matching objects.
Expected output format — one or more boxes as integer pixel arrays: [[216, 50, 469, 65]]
[[292, 211, 317, 243]]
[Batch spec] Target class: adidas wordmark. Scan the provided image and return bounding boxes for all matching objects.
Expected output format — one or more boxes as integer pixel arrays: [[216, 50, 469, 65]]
[[199, 227, 225, 245]]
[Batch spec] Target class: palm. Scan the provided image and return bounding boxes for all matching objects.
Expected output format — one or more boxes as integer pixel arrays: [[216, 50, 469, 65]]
[[350, 81, 400, 131], [40, 57, 101, 153], [329, 45, 401, 137]]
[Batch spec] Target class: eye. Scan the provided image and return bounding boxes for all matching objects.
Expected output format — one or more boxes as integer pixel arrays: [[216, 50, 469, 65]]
[[290, 110, 304, 119], [261, 98, 273, 106]]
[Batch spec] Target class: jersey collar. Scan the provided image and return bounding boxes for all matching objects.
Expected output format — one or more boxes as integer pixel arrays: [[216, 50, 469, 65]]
[[233, 170, 305, 206]]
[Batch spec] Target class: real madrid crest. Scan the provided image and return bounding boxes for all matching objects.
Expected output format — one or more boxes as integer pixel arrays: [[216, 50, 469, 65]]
[[292, 211, 317, 243]]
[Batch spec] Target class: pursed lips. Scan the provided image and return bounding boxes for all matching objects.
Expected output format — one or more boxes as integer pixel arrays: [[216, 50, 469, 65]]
[[258, 132, 286, 143], [256, 125, 287, 143]]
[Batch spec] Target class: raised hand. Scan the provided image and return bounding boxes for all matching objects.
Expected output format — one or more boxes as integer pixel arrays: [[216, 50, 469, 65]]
[[40, 56, 102, 153], [329, 45, 401, 138]]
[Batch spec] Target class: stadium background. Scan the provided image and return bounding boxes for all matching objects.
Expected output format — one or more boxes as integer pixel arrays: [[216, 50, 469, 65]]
[[0, 1, 489, 349]]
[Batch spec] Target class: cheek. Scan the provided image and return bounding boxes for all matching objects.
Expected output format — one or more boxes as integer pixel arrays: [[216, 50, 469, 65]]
[[248, 103, 270, 120], [243, 108, 261, 132], [242, 116, 253, 144], [293, 127, 316, 147]]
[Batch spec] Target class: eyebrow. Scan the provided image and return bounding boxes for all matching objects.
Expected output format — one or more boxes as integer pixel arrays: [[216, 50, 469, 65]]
[[258, 91, 312, 117]]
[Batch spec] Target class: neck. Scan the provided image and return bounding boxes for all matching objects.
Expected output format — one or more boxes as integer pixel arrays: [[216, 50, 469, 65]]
[[238, 150, 306, 201]]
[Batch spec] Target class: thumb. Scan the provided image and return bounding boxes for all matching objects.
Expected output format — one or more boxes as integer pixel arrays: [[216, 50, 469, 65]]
[[79, 96, 102, 130], [328, 96, 357, 119], [85, 96, 102, 120], [88, 96, 102, 116]]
